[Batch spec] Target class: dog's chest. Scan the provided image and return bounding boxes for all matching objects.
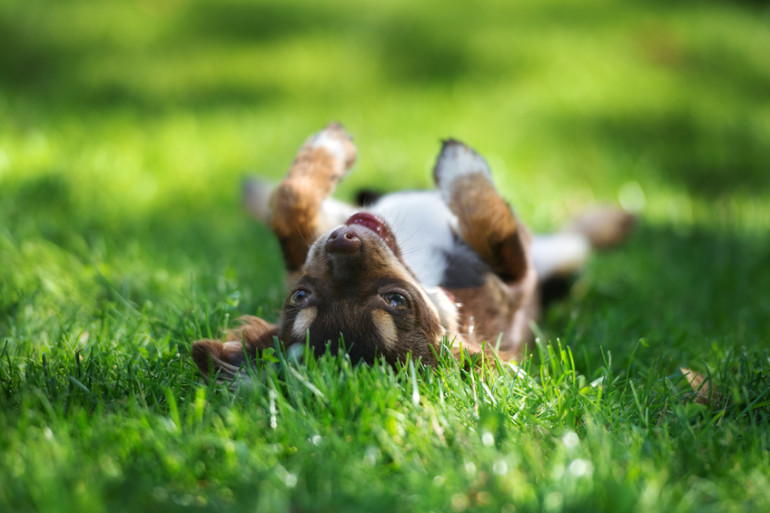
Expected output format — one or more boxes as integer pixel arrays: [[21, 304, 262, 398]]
[[369, 191, 488, 288]]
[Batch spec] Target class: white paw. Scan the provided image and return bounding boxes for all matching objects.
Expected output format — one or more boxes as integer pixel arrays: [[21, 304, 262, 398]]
[[308, 122, 356, 170], [433, 139, 492, 201], [531, 233, 591, 279]]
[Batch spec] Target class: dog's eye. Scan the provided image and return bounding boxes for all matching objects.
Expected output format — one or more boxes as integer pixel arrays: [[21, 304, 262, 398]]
[[289, 289, 312, 307], [382, 292, 409, 310]]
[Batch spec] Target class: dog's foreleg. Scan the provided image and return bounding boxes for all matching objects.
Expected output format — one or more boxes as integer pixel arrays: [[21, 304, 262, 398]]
[[433, 139, 532, 284], [192, 316, 280, 385], [269, 122, 357, 274]]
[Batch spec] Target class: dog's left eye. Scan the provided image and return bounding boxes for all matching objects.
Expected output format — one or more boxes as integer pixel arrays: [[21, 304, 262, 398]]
[[289, 289, 312, 307], [382, 292, 409, 310]]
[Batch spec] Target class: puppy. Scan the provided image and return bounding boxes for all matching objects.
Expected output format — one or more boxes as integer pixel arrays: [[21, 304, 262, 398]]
[[193, 123, 634, 381]]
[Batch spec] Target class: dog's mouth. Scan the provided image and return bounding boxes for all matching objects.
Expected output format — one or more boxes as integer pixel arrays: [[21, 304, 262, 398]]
[[345, 212, 400, 255]]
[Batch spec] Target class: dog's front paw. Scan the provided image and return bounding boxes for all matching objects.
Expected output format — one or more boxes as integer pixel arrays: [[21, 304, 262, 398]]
[[305, 121, 357, 173], [433, 139, 493, 202]]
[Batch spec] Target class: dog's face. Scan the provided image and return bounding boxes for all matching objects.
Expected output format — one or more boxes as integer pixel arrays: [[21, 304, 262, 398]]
[[280, 212, 445, 365]]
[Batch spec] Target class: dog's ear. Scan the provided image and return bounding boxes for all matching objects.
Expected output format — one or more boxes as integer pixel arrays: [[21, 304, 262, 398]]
[[192, 316, 279, 383]]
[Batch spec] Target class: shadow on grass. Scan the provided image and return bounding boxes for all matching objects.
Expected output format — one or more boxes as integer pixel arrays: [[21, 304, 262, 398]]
[[3, 2, 767, 200], [544, 220, 770, 372], [3, 0, 768, 195], [556, 111, 770, 197], [0, 0, 479, 112]]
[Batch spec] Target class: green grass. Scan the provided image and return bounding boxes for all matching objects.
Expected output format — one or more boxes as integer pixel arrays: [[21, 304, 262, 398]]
[[1, 0, 769, 511]]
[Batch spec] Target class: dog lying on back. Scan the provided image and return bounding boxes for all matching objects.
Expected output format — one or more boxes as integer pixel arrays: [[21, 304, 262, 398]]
[[193, 123, 634, 381]]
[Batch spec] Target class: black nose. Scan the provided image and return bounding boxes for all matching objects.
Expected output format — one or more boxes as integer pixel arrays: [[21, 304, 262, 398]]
[[327, 226, 362, 254]]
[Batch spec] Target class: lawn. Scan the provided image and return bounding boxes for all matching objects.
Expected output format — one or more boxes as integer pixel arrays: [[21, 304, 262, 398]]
[[1, 0, 769, 511]]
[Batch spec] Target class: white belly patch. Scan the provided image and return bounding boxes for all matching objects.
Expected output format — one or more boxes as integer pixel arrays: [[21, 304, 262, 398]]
[[369, 191, 457, 288]]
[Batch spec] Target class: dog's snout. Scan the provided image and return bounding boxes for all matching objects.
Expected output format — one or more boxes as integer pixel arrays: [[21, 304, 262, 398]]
[[327, 226, 362, 254]]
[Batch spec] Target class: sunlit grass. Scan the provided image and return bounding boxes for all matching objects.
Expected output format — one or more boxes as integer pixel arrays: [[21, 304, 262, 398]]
[[1, 0, 769, 511]]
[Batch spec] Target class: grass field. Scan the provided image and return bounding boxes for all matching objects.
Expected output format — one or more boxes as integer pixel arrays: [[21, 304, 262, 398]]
[[2, 0, 769, 511]]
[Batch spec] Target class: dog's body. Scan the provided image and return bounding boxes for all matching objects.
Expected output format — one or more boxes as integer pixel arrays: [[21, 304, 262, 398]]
[[193, 123, 634, 381]]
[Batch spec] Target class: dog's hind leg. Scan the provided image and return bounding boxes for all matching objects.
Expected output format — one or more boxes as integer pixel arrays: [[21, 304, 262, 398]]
[[270, 122, 357, 275], [433, 140, 533, 284], [532, 207, 635, 306]]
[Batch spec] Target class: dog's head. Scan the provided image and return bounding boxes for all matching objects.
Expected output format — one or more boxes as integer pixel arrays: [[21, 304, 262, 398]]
[[193, 212, 453, 382], [280, 212, 446, 365]]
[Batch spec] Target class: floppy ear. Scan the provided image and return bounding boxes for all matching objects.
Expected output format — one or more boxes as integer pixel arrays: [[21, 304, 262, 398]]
[[192, 316, 280, 384]]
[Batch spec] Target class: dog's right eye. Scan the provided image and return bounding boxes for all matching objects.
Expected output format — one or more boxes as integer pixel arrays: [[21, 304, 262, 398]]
[[289, 289, 312, 307], [382, 292, 409, 311]]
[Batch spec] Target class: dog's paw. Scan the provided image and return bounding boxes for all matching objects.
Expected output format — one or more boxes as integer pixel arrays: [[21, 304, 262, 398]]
[[305, 121, 357, 172], [567, 206, 636, 249], [433, 139, 493, 202]]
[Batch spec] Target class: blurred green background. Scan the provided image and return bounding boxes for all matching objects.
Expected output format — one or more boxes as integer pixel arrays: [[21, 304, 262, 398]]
[[1, 0, 769, 364]]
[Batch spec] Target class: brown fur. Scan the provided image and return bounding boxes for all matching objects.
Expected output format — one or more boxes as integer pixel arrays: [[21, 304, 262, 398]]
[[449, 273, 536, 358]]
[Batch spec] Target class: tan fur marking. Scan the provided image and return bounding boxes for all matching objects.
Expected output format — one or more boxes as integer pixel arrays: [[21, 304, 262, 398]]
[[371, 310, 398, 350], [292, 307, 317, 340]]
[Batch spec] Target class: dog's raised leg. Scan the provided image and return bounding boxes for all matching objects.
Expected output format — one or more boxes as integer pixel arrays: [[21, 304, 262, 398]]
[[433, 140, 533, 284], [433, 140, 538, 358], [270, 123, 357, 279]]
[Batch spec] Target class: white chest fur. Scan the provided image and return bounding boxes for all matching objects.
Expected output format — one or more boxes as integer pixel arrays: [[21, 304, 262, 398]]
[[369, 191, 457, 288]]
